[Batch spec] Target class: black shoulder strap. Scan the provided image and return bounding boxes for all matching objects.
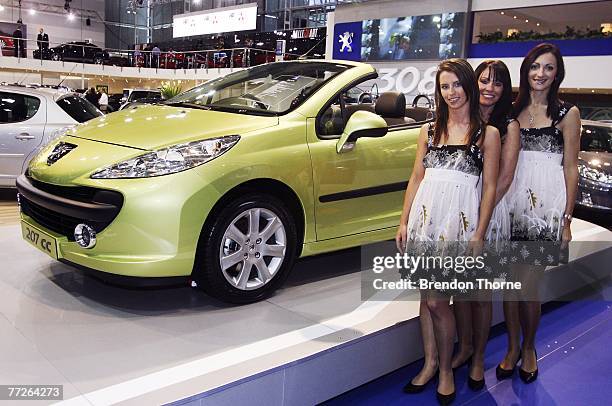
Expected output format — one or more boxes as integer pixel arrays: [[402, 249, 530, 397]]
[[427, 123, 434, 147], [470, 125, 483, 146], [553, 101, 573, 126]]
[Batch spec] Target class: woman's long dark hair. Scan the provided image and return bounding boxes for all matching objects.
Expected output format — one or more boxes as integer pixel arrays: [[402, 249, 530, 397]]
[[434, 58, 482, 146], [513, 43, 565, 120], [475, 60, 512, 137]]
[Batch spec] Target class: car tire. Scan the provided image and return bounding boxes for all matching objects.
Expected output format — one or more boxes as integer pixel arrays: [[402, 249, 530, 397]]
[[193, 193, 297, 304], [94, 56, 103, 64], [51, 53, 61, 61]]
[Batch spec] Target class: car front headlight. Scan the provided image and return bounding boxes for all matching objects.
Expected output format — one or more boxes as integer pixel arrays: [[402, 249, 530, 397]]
[[578, 163, 612, 185], [91, 135, 240, 179]]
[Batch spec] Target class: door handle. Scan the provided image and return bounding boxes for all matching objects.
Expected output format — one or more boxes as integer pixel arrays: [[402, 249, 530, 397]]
[[15, 133, 35, 140]]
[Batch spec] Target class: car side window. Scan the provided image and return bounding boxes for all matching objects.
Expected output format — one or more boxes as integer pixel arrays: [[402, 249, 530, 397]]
[[317, 83, 377, 138], [319, 96, 344, 137], [0, 92, 41, 123]]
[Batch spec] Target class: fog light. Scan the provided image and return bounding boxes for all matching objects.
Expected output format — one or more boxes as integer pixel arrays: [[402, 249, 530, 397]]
[[74, 224, 97, 248]]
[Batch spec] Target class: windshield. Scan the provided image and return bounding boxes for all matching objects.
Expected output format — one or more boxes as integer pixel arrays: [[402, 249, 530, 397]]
[[129, 90, 160, 102], [166, 61, 352, 115], [56, 95, 102, 123]]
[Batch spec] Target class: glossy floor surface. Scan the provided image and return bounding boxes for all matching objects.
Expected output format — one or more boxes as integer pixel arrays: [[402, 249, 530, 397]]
[[0, 191, 610, 405], [0, 193, 420, 405], [324, 282, 612, 406]]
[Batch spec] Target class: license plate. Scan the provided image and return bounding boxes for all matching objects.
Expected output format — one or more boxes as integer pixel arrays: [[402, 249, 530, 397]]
[[21, 221, 58, 260]]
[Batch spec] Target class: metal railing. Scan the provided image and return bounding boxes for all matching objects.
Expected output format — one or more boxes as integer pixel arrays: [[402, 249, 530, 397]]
[[0, 36, 319, 71]]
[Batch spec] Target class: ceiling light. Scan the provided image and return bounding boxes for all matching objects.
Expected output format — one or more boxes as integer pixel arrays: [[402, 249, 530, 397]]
[[29, 9, 36, 15], [500, 11, 505, 15], [513, 16, 517, 19], [0, 5, 5, 11], [525, 19, 529, 23], [537, 23, 541, 26], [68, 13, 75, 21]]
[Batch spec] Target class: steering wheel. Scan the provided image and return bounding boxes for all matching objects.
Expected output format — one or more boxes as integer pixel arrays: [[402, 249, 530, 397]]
[[241, 93, 269, 110], [412, 94, 433, 108]]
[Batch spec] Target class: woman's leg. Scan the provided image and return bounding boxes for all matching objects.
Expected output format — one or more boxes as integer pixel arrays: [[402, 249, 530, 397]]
[[518, 267, 543, 373], [452, 300, 473, 368], [410, 291, 439, 385], [469, 292, 492, 380], [499, 265, 522, 369], [426, 292, 455, 395]]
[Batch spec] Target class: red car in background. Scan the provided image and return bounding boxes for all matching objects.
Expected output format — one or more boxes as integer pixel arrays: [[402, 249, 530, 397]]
[[0, 32, 15, 56]]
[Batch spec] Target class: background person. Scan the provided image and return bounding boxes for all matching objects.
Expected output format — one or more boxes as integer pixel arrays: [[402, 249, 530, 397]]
[[396, 59, 500, 404], [37, 27, 49, 58], [85, 87, 99, 108], [98, 88, 108, 112], [12, 25, 24, 58], [152, 44, 161, 68]]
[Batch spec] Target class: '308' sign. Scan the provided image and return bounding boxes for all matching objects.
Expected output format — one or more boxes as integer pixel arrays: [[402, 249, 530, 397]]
[[373, 64, 438, 96]]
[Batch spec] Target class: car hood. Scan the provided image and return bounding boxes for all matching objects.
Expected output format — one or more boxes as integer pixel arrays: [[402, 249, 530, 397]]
[[68, 105, 279, 150], [579, 151, 612, 175]]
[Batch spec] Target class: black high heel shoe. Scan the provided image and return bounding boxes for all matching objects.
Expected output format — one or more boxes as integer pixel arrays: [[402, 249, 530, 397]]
[[496, 351, 521, 380], [436, 390, 456, 405], [403, 368, 438, 394], [468, 375, 485, 391], [519, 349, 538, 384]]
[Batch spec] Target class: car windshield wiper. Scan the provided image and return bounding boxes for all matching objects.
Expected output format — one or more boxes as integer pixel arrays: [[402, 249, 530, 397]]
[[165, 101, 277, 116], [164, 101, 211, 110], [197, 103, 278, 116]]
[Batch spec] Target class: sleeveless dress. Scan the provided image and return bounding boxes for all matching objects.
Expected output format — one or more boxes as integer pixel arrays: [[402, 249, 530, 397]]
[[507, 102, 573, 265], [485, 118, 516, 248], [404, 124, 487, 287]]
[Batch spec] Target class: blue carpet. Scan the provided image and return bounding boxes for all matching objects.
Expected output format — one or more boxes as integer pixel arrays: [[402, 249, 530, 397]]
[[322, 284, 612, 406]]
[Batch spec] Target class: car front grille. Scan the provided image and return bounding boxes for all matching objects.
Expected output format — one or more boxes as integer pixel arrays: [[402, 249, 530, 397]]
[[18, 176, 124, 240], [20, 198, 110, 241]]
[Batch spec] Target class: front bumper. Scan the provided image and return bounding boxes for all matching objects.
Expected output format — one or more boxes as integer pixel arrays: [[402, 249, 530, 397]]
[[17, 169, 221, 278]]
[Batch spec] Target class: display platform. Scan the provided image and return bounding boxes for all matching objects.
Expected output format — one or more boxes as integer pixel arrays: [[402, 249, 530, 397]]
[[0, 209, 610, 405]]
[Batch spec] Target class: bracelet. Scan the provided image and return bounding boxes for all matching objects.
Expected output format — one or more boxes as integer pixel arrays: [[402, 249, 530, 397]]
[[561, 213, 572, 227]]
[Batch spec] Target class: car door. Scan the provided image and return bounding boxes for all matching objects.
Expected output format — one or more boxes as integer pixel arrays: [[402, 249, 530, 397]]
[[307, 91, 420, 241], [0, 91, 46, 187], [66, 43, 80, 61]]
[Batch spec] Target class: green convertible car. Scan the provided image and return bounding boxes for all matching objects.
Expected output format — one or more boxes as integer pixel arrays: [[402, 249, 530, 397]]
[[17, 60, 432, 303]]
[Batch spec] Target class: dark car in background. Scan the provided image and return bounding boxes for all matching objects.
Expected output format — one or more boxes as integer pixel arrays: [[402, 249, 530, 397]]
[[577, 120, 612, 213], [119, 89, 162, 110], [34, 41, 109, 64], [107, 93, 124, 112]]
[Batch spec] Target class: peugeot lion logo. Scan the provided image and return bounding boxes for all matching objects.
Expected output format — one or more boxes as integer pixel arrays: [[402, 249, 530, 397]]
[[47, 142, 77, 166], [338, 31, 353, 53]]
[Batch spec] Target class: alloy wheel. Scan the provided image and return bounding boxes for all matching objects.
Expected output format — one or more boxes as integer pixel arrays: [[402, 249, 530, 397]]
[[219, 207, 286, 290]]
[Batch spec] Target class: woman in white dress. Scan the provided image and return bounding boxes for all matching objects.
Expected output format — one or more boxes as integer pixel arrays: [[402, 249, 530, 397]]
[[498, 43, 580, 384], [451, 60, 520, 391], [396, 59, 500, 404]]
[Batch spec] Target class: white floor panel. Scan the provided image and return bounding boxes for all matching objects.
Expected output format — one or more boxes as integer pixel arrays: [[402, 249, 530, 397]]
[[0, 212, 610, 405]]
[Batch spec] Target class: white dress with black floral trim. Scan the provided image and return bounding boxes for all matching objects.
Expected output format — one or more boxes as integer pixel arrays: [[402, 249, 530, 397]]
[[407, 125, 483, 249], [506, 102, 573, 265], [485, 117, 517, 248]]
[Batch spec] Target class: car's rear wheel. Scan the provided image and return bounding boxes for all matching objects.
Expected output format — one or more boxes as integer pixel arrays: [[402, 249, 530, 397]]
[[193, 193, 297, 304], [93, 56, 103, 64], [51, 53, 61, 61]]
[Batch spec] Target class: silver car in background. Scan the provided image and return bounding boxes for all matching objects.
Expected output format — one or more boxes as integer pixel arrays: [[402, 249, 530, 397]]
[[0, 85, 102, 187], [577, 120, 612, 213]]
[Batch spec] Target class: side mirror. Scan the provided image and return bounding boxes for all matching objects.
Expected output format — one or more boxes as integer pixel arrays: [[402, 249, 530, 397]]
[[336, 110, 388, 153]]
